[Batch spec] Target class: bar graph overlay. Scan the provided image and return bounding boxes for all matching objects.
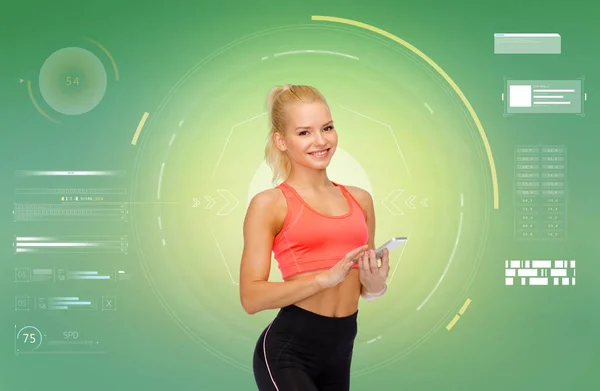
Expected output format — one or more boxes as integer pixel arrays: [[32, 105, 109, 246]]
[[15, 267, 132, 283], [13, 236, 128, 254]]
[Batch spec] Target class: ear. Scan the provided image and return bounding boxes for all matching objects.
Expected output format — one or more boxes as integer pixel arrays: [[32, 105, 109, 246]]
[[273, 131, 287, 152]]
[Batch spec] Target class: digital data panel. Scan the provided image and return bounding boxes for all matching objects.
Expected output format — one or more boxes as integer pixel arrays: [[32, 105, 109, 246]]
[[12, 169, 131, 355]]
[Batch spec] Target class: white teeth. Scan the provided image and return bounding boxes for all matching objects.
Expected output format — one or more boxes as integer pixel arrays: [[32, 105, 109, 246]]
[[311, 150, 327, 158]]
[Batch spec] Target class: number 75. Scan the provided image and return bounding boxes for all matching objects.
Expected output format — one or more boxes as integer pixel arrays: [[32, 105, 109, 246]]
[[23, 333, 36, 343]]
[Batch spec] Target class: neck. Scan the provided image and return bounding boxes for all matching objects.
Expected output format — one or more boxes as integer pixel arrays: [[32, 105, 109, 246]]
[[285, 166, 331, 190]]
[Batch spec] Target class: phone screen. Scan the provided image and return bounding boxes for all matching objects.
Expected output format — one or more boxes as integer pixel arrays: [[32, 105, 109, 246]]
[[375, 237, 407, 259]]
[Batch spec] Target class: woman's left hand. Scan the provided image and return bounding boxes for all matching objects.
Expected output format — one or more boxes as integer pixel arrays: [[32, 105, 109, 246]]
[[359, 248, 390, 294]]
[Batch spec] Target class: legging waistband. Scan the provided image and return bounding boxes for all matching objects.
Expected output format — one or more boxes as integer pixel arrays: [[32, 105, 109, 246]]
[[274, 304, 358, 339]]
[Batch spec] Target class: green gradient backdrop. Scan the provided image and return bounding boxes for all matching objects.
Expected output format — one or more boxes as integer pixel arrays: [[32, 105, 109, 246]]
[[1, 1, 599, 390]]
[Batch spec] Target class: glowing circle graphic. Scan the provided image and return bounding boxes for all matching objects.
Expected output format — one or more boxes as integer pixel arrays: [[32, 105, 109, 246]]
[[39, 47, 107, 115]]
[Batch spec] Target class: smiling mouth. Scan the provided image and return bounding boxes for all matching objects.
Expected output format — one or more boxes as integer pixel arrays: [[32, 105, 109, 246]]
[[308, 148, 331, 158]]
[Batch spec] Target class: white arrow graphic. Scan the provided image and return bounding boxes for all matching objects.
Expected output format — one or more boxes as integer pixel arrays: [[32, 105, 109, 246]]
[[405, 195, 416, 209], [204, 196, 216, 209], [381, 189, 404, 216], [216, 189, 239, 216], [421, 198, 428, 207], [192, 198, 200, 208]]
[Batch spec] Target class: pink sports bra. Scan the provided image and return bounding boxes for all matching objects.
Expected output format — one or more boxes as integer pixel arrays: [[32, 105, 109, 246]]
[[272, 182, 369, 279]]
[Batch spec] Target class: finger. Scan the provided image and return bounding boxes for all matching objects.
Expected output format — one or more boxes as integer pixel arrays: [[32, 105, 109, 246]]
[[361, 252, 370, 274], [381, 256, 390, 276], [376, 249, 386, 267], [343, 259, 353, 272], [383, 263, 390, 278], [357, 253, 364, 273], [343, 257, 356, 271], [352, 250, 366, 261], [369, 250, 379, 273], [381, 255, 390, 272], [381, 250, 389, 266], [346, 244, 369, 260], [340, 252, 359, 267]]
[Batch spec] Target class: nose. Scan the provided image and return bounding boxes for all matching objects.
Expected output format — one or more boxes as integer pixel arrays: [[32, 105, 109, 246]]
[[312, 131, 326, 146]]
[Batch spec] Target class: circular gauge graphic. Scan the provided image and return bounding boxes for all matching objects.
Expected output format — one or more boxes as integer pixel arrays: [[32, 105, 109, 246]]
[[130, 22, 492, 375], [38, 46, 108, 116], [24, 38, 118, 123], [16, 326, 43, 352]]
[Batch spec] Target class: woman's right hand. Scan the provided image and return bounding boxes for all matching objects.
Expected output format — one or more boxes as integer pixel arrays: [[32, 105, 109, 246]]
[[315, 245, 369, 288]]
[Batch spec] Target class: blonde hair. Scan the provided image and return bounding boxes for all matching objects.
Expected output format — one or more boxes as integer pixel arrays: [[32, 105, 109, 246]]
[[265, 84, 328, 185]]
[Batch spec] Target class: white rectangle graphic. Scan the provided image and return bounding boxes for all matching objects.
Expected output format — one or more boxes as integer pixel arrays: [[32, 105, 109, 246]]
[[532, 260, 552, 268], [509, 85, 532, 107], [555, 260, 563, 268], [496, 33, 560, 37], [529, 278, 548, 285], [518, 269, 538, 277]]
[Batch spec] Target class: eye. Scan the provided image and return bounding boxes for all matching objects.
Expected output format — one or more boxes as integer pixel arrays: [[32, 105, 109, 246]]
[[323, 125, 334, 131], [298, 130, 309, 136]]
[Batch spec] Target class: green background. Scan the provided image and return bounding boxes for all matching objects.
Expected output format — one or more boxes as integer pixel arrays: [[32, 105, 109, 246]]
[[1, 0, 598, 390]]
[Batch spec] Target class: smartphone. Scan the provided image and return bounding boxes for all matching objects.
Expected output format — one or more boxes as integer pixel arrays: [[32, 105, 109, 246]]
[[375, 237, 407, 260]]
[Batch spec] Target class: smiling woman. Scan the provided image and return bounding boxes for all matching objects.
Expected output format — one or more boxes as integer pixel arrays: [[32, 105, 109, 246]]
[[239, 85, 391, 391], [264, 85, 338, 185]]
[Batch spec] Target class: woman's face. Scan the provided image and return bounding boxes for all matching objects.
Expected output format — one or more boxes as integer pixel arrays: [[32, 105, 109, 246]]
[[275, 101, 338, 171]]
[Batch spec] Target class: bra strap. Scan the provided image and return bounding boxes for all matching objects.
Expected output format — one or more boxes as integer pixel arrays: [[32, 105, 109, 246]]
[[335, 182, 367, 219]]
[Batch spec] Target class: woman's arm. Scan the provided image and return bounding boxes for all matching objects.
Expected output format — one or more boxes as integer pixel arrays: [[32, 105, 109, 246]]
[[239, 190, 327, 315], [346, 186, 387, 298]]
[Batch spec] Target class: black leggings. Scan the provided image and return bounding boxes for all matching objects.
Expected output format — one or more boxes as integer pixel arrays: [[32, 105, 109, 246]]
[[253, 304, 358, 391]]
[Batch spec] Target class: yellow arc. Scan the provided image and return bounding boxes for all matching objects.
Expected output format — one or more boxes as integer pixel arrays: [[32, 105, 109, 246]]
[[312, 15, 499, 209], [84, 37, 120, 82], [27, 80, 60, 123]]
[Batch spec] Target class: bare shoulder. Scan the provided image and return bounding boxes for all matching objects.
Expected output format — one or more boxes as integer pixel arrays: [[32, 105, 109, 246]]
[[249, 187, 285, 208], [246, 188, 287, 230], [344, 185, 373, 206]]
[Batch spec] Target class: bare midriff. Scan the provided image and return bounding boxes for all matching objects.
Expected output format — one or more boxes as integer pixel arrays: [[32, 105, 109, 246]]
[[285, 269, 362, 317]]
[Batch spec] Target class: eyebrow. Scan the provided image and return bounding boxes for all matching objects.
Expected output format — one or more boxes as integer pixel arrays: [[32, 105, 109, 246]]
[[295, 121, 333, 131]]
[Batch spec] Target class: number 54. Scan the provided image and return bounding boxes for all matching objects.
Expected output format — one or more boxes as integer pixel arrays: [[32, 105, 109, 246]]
[[66, 76, 79, 86]]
